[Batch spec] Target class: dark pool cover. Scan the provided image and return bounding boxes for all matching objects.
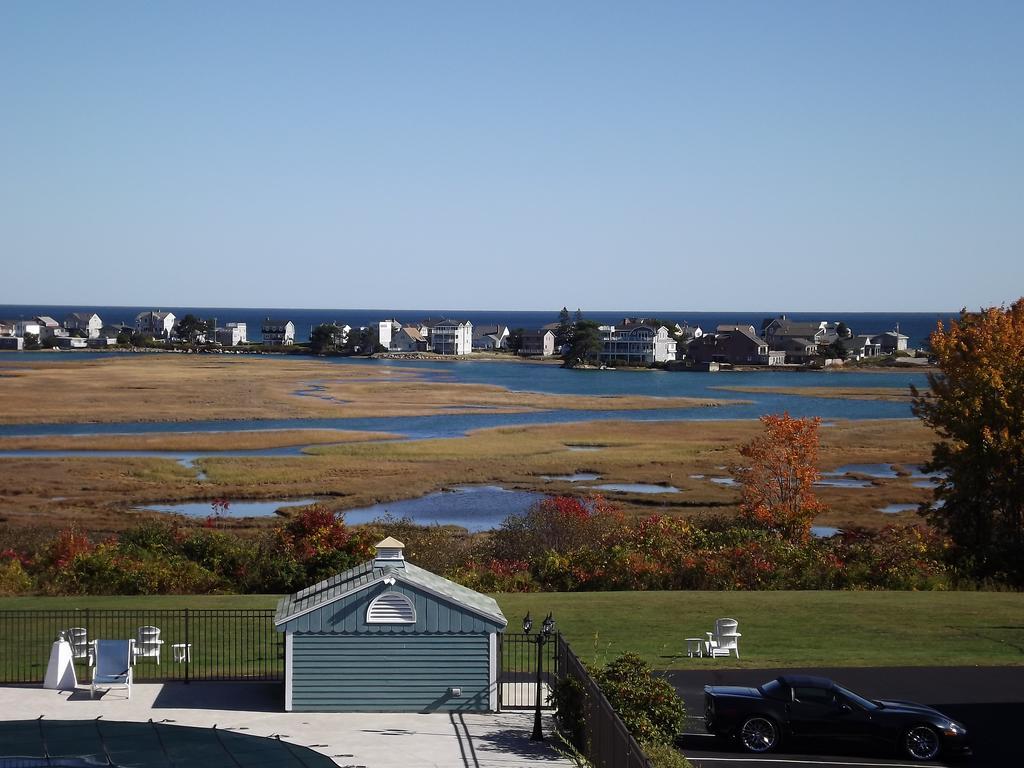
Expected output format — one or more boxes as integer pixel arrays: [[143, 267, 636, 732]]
[[0, 719, 337, 768]]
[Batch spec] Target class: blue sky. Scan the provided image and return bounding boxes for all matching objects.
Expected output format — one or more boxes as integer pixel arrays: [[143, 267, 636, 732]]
[[1, 1, 1021, 312]]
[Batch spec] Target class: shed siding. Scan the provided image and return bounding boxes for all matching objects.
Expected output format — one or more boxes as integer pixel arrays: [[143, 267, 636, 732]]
[[291, 634, 490, 712], [278, 581, 502, 635]]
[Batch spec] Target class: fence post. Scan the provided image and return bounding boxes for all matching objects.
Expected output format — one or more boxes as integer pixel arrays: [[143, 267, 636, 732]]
[[84, 608, 91, 684], [184, 609, 190, 684]]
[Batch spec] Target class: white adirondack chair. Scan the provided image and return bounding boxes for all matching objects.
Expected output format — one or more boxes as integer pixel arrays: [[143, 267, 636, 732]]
[[705, 617, 742, 658], [133, 626, 164, 664], [66, 627, 92, 664]]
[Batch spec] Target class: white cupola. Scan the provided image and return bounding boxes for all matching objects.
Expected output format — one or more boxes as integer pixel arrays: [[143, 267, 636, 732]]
[[374, 536, 406, 569]]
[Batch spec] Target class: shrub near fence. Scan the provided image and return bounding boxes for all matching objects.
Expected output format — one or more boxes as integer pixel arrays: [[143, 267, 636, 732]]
[[0, 609, 281, 684], [554, 634, 654, 768]]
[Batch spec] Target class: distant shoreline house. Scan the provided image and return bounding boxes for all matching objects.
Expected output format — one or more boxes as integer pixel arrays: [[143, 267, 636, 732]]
[[600, 323, 677, 365], [876, 330, 909, 354], [135, 311, 176, 339], [761, 316, 828, 347], [261, 318, 295, 345], [216, 322, 248, 347], [389, 326, 427, 353], [777, 336, 819, 364], [472, 324, 510, 352], [689, 326, 785, 366], [64, 312, 103, 339], [842, 334, 882, 360], [518, 329, 556, 357], [14, 319, 41, 338], [34, 316, 65, 340], [376, 320, 401, 351], [425, 318, 473, 355]]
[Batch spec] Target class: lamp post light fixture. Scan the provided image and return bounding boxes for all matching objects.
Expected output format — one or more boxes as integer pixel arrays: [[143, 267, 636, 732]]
[[523, 611, 556, 741]]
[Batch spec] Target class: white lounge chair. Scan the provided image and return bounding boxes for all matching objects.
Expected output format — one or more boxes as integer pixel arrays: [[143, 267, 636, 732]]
[[91, 639, 134, 700], [705, 617, 741, 659], [134, 626, 164, 664]]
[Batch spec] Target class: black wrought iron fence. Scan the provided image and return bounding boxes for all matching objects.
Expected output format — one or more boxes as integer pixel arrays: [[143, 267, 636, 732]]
[[554, 634, 653, 768], [0, 609, 282, 684], [497, 631, 558, 710]]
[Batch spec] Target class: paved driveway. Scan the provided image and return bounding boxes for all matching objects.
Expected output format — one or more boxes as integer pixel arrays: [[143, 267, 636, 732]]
[[0, 682, 574, 768], [666, 666, 1024, 768]]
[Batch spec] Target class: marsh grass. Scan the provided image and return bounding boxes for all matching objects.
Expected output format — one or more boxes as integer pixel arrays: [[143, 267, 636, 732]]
[[0, 419, 937, 536]]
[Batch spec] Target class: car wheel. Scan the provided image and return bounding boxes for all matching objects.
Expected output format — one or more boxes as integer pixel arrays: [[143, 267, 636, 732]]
[[903, 725, 941, 761], [739, 716, 778, 753]]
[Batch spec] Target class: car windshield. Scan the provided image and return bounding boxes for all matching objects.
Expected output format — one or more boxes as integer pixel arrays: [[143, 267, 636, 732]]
[[835, 684, 881, 710], [760, 679, 786, 699]]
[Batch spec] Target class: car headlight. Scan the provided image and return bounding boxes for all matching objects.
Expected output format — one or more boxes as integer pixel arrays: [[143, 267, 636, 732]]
[[942, 722, 966, 736]]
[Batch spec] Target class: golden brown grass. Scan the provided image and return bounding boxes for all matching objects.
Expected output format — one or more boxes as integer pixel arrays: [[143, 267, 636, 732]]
[[711, 384, 915, 402], [0, 418, 936, 538], [0, 429, 400, 451], [0, 356, 723, 423]]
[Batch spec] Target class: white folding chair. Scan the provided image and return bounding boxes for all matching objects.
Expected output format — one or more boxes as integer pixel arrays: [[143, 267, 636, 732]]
[[91, 640, 134, 700]]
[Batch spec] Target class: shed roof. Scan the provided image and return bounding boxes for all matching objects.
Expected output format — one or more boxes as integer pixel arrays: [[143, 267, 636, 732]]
[[275, 559, 507, 628]]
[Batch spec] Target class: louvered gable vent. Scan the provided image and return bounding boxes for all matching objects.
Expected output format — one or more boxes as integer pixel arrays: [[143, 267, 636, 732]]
[[366, 592, 416, 624]]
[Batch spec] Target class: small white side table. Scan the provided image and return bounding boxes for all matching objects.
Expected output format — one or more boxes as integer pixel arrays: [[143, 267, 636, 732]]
[[685, 637, 704, 658], [171, 643, 191, 663]]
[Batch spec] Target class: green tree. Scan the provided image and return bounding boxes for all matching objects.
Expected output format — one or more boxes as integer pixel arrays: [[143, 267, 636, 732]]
[[563, 320, 603, 367], [343, 326, 376, 355], [555, 307, 573, 349], [836, 321, 852, 338], [310, 323, 343, 354], [911, 300, 1024, 585], [175, 314, 210, 344], [507, 328, 525, 355], [22, 332, 39, 350], [822, 340, 847, 359]]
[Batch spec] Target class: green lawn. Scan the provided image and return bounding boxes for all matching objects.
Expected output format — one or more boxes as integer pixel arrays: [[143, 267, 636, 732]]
[[2, 591, 1021, 669]]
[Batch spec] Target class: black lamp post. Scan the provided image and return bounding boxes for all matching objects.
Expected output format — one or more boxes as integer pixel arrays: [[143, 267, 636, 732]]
[[523, 611, 555, 741]]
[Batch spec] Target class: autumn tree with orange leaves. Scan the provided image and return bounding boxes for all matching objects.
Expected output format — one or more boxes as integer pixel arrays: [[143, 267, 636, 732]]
[[911, 299, 1024, 585], [731, 413, 826, 542]]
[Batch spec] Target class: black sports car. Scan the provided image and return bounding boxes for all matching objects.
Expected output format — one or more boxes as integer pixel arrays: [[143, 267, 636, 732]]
[[704, 674, 971, 761]]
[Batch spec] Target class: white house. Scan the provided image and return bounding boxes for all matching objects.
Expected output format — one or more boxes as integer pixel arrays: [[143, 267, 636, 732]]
[[600, 323, 677, 364], [377, 320, 401, 350], [64, 312, 103, 339], [135, 311, 176, 339], [428, 319, 473, 355], [261, 318, 295, 345], [216, 322, 247, 346], [13, 320, 40, 338]]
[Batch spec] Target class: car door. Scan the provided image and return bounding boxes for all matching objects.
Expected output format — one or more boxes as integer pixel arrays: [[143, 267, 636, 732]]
[[788, 685, 837, 737]]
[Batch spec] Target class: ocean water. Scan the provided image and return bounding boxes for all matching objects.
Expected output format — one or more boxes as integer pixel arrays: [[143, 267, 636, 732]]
[[0, 304, 956, 348]]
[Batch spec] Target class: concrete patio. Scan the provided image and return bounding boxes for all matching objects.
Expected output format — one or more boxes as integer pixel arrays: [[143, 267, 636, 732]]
[[0, 682, 576, 768]]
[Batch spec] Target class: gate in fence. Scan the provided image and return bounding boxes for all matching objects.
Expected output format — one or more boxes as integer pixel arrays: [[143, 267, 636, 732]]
[[497, 631, 558, 710], [0, 609, 282, 684]]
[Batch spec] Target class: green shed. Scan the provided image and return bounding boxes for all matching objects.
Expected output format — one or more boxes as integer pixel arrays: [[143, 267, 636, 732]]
[[275, 537, 508, 712]]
